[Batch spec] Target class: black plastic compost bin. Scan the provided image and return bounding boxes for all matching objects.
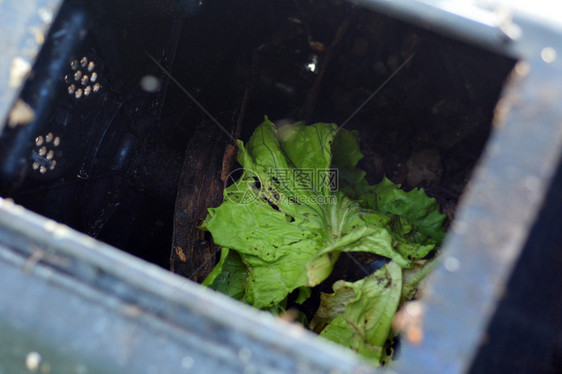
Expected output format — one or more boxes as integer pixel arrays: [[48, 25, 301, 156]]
[[0, 0, 561, 373]]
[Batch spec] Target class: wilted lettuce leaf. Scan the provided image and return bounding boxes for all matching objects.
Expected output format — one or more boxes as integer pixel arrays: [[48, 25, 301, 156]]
[[295, 286, 312, 305], [332, 134, 446, 262], [318, 262, 402, 364], [201, 119, 411, 308], [202, 248, 247, 301], [367, 178, 446, 242], [400, 257, 438, 303], [200, 118, 446, 365], [309, 282, 355, 333]]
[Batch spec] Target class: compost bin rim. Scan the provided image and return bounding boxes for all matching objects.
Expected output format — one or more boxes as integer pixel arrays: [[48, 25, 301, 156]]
[[0, 196, 377, 374], [353, 0, 562, 61], [0, 0, 64, 135]]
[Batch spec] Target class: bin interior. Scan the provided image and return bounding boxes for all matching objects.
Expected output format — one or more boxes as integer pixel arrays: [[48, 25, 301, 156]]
[[0, 0, 517, 365], [0, 0, 515, 268]]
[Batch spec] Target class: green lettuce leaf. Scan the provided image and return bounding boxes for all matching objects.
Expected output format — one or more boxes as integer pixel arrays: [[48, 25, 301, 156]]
[[199, 118, 447, 364], [401, 257, 438, 303], [203, 248, 248, 301], [317, 262, 402, 365], [367, 177, 446, 242], [201, 119, 410, 309], [332, 134, 446, 261]]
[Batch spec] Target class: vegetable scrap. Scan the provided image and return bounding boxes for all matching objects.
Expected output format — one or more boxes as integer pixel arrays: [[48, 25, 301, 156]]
[[200, 118, 446, 365]]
